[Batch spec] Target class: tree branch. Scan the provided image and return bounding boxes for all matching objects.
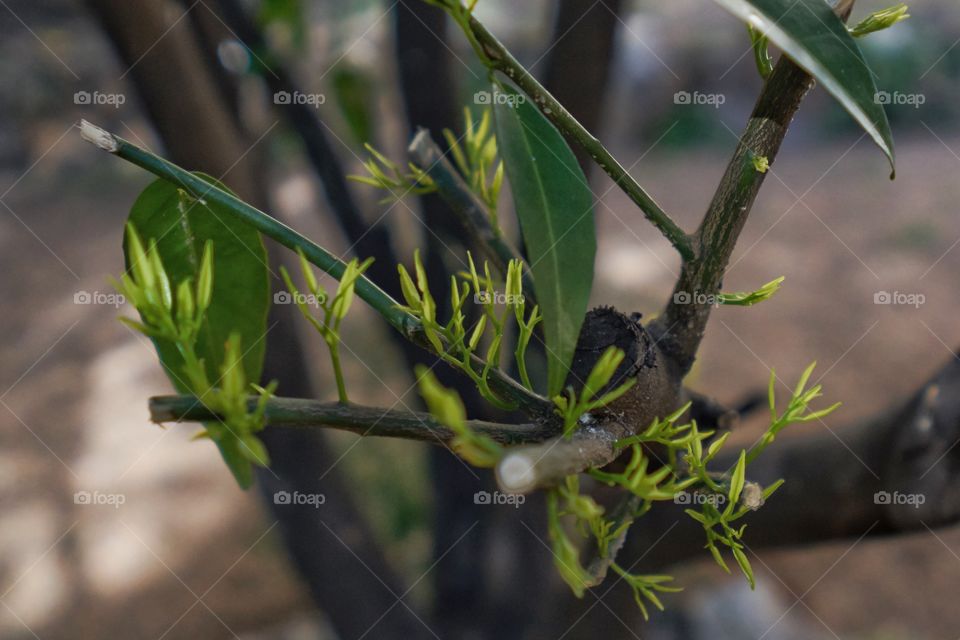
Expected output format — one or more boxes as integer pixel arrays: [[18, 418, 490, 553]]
[[653, 4, 855, 373], [623, 349, 960, 567], [450, 11, 693, 260], [496, 308, 683, 493], [150, 395, 555, 445]]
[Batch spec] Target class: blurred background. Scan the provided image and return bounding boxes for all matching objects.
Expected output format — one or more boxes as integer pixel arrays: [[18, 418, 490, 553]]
[[2, 0, 960, 638]]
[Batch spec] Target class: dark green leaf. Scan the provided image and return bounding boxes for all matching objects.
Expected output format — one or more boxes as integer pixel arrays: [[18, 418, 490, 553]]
[[712, 0, 894, 173], [493, 83, 596, 396]]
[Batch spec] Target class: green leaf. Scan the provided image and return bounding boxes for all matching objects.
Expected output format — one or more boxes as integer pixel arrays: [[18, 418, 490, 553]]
[[732, 546, 756, 589], [126, 174, 270, 392], [729, 450, 747, 504], [711, 0, 895, 174], [492, 82, 596, 395]]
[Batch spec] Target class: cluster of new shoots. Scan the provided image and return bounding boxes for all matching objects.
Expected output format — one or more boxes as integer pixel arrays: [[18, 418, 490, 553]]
[[115, 225, 275, 483], [748, 361, 842, 464], [681, 362, 839, 586], [416, 366, 503, 467], [444, 108, 506, 229], [397, 250, 540, 408], [349, 143, 436, 203], [548, 475, 680, 619], [548, 362, 839, 607], [280, 249, 374, 403], [350, 108, 505, 232], [553, 347, 637, 438]]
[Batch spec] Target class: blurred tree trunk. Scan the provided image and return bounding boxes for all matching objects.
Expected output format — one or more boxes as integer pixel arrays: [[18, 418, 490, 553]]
[[84, 1, 430, 637], [544, 0, 623, 171]]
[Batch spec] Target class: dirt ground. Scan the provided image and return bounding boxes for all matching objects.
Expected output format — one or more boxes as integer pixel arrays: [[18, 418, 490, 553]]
[[4, 2, 960, 640]]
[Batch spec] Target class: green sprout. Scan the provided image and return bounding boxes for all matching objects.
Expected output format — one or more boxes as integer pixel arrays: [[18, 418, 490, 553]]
[[416, 365, 503, 467], [611, 565, 681, 621], [717, 276, 784, 306], [444, 108, 505, 229], [348, 142, 436, 202], [553, 347, 637, 438], [349, 108, 505, 233], [849, 3, 910, 38], [748, 361, 842, 464], [397, 250, 539, 409], [280, 249, 374, 403], [751, 153, 770, 174]]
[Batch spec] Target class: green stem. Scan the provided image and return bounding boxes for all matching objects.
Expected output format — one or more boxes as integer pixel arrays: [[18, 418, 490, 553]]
[[458, 14, 694, 260], [329, 343, 348, 404]]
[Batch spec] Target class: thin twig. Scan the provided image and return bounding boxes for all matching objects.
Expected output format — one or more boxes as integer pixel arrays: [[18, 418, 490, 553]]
[[150, 395, 555, 445]]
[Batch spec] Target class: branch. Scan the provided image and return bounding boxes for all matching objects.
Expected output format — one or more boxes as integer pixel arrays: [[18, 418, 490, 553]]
[[150, 395, 554, 445], [495, 308, 682, 493], [623, 350, 960, 567], [80, 120, 553, 417], [451, 11, 693, 260], [653, 4, 855, 373]]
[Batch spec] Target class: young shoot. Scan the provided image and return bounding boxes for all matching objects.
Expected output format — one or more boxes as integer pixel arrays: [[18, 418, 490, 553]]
[[280, 249, 374, 404], [416, 366, 503, 467], [749, 361, 842, 464], [349, 142, 436, 203], [397, 250, 539, 409], [717, 276, 784, 307], [849, 3, 910, 38], [443, 108, 506, 230], [553, 347, 637, 438]]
